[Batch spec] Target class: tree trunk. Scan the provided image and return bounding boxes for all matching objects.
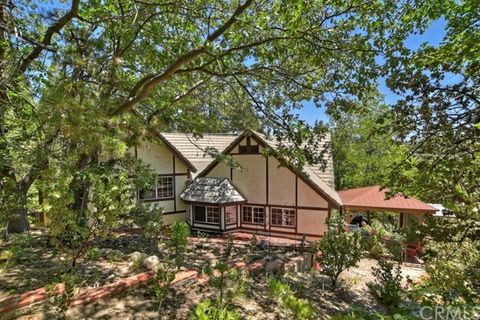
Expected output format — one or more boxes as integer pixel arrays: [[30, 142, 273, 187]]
[[7, 207, 29, 233]]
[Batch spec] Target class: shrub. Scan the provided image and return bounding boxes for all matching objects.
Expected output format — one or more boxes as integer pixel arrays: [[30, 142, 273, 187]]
[[188, 300, 241, 320], [131, 255, 147, 272], [152, 265, 175, 312], [128, 204, 164, 239], [313, 220, 364, 287], [421, 240, 480, 304], [248, 234, 258, 262], [85, 247, 102, 261], [368, 259, 403, 310], [267, 277, 315, 320], [49, 272, 78, 319], [170, 221, 190, 269], [205, 261, 245, 306]]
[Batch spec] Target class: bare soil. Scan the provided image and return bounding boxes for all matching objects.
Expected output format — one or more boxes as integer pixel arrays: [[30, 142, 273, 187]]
[[1, 232, 426, 320]]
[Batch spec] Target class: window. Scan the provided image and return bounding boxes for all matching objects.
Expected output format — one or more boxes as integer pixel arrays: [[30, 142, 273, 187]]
[[206, 207, 220, 224], [139, 175, 173, 200], [157, 176, 173, 199], [194, 206, 206, 222], [239, 144, 259, 154], [271, 208, 296, 227], [242, 206, 264, 224], [225, 206, 237, 224], [194, 206, 220, 224]]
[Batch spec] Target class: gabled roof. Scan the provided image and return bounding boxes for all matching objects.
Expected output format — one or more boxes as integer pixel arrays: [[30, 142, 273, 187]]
[[339, 185, 436, 214], [180, 177, 247, 204], [199, 130, 342, 207], [159, 133, 238, 174]]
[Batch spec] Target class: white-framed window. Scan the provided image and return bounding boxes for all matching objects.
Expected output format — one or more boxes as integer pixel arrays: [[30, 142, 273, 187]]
[[140, 175, 174, 200], [194, 206, 220, 224], [242, 205, 264, 224], [225, 206, 237, 225], [271, 207, 296, 227]]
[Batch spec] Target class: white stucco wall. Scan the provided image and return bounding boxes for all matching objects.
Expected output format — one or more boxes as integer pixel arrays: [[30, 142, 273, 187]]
[[268, 157, 296, 206], [297, 179, 329, 208], [231, 154, 267, 204]]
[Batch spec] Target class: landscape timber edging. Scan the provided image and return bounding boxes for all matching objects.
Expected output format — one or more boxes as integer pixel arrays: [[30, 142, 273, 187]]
[[0, 252, 314, 316], [0, 269, 198, 315]]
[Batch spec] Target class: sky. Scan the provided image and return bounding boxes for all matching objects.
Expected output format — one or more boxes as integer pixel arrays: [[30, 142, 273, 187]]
[[298, 18, 447, 125]]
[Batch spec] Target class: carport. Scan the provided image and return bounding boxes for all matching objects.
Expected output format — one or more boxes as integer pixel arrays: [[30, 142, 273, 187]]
[[338, 185, 437, 228]]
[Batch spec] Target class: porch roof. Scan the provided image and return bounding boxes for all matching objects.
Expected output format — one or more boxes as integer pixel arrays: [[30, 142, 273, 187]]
[[339, 185, 437, 214], [180, 177, 247, 204]]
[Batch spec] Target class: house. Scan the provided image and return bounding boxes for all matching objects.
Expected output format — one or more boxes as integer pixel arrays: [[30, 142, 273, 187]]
[[133, 130, 341, 240]]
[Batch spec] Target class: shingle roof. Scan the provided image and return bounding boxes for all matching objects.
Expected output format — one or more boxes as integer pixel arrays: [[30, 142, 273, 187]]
[[160, 130, 340, 207], [339, 185, 436, 214], [159, 133, 238, 175], [254, 132, 335, 189], [180, 177, 247, 204]]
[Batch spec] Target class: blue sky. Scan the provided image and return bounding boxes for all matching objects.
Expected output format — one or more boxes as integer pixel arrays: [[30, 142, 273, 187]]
[[299, 18, 447, 125]]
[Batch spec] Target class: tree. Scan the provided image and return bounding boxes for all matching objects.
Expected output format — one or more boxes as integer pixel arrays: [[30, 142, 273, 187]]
[[381, 0, 479, 305], [313, 215, 364, 287], [1, 0, 442, 240], [329, 96, 406, 190]]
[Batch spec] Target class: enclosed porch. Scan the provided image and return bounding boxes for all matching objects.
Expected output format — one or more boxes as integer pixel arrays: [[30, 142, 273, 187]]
[[180, 177, 247, 232]]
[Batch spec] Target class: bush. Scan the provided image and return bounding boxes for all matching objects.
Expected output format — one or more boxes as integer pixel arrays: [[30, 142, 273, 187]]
[[85, 247, 102, 261], [170, 221, 190, 269], [152, 265, 175, 312], [131, 255, 147, 272], [267, 277, 316, 320], [129, 204, 164, 239], [313, 220, 364, 287], [188, 300, 241, 320], [368, 259, 403, 310], [421, 240, 480, 304]]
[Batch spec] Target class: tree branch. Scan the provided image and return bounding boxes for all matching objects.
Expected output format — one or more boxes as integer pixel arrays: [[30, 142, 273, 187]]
[[109, 0, 254, 117], [19, 0, 80, 73]]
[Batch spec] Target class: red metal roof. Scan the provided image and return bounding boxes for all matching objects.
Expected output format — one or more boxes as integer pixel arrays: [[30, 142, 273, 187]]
[[339, 185, 436, 214]]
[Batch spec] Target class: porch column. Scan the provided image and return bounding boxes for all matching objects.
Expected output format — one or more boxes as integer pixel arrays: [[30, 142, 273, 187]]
[[221, 206, 225, 231], [399, 212, 405, 228]]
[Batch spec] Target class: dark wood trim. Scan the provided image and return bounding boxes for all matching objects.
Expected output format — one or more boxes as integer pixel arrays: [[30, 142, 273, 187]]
[[246, 136, 251, 146], [295, 176, 298, 233], [193, 220, 221, 226], [230, 167, 233, 180], [141, 197, 175, 203], [244, 202, 328, 211], [343, 205, 435, 215], [163, 210, 186, 215], [297, 206, 329, 211], [157, 172, 188, 177], [266, 156, 269, 205], [173, 154, 176, 213], [198, 130, 340, 208], [183, 200, 247, 206]]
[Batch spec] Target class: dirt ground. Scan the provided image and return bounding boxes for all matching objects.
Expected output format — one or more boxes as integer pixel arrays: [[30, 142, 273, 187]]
[[9, 258, 426, 320], [1, 231, 427, 319]]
